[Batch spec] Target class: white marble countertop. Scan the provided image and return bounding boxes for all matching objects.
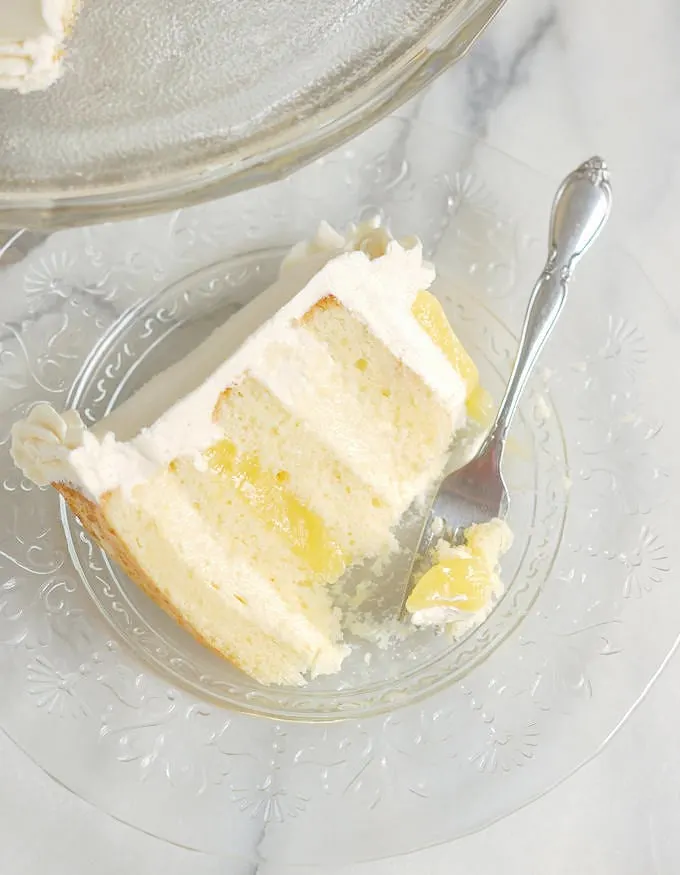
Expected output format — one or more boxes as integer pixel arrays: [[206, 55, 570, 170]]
[[3, 0, 680, 871]]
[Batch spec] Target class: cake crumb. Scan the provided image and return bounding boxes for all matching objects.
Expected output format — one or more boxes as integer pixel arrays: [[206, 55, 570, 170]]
[[533, 394, 551, 422], [346, 614, 409, 649]]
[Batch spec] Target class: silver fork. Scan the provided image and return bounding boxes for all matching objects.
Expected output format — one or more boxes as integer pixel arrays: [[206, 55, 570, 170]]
[[399, 156, 612, 619]]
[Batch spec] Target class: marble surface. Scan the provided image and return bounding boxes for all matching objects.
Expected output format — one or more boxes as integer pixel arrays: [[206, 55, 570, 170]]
[[2, 0, 680, 871]]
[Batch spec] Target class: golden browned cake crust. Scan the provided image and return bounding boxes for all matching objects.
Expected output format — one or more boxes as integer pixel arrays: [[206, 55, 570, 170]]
[[53, 482, 254, 673], [296, 294, 339, 325]]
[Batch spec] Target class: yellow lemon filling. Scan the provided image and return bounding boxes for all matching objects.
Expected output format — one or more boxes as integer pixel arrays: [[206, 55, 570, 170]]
[[406, 518, 513, 619], [407, 550, 492, 613], [206, 439, 347, 581], [411, 290, 492, 425]]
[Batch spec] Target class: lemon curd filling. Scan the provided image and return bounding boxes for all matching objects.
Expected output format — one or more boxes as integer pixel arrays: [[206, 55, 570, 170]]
[[407, 550, 493, 614], [411, 290, 492, 425], [406, 518, 513, 624], [206, 439, 348, 581]]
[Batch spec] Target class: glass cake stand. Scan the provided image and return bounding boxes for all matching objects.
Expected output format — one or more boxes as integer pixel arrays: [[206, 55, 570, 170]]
[[0, 0, 504, 229], [0, 117, 678, 864]]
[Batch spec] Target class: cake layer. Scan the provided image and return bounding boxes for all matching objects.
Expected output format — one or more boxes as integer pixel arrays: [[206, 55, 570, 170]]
[[56, 483, 320, 685], [302, 296, 455, 509], [174, 454, 344, 591], [203, 441, 347, 581], [104, 471, 346, 686], [214, 377, 397, 559]]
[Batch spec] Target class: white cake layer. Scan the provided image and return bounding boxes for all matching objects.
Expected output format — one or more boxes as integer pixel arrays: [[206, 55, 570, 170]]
[[213, 376, 399, 559], [130, 471, 347, 675], [103, 484, 344, 686]]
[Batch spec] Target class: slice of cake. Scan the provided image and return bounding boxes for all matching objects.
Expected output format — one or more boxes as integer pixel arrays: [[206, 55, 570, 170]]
[[0, 1, 81, 93], [11, 220, 484, 686]]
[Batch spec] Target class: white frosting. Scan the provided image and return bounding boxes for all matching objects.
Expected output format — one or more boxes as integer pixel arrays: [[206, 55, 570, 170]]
[[10, 403, 85, 486], [410, 605, 463, 627], [281, 218, 419, 269], [0, 1, 78, 93], [11, 221, 468, 499]]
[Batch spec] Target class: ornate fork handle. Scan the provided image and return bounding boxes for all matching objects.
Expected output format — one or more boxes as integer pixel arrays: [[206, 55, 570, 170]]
[[484, 156, 613, 451]]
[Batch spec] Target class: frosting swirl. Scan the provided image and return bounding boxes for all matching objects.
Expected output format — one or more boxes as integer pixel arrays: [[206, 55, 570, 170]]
[[281, 218, 419, 273], [10, 403, 85, 486]]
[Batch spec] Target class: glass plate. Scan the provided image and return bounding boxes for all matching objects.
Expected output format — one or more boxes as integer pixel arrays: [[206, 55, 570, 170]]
[[0, 0, 503, 229], [0, 118, 678, 864]]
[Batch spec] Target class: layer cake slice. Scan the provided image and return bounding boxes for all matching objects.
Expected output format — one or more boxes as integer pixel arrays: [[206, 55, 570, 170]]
[[11, 220, 483, 685]]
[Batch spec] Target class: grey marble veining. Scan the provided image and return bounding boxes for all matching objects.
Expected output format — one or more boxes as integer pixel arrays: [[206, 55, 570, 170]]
[[460, 8, 557, 137]]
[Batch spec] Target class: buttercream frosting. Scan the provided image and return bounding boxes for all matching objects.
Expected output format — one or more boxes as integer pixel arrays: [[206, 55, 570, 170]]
[[10, 403, 85, 486], [11, 221, 468, 499]]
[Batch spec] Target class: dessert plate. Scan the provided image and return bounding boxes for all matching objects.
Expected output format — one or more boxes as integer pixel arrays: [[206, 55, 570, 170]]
[[0, 0, 503, 229], [0, 118, 677, 864]]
